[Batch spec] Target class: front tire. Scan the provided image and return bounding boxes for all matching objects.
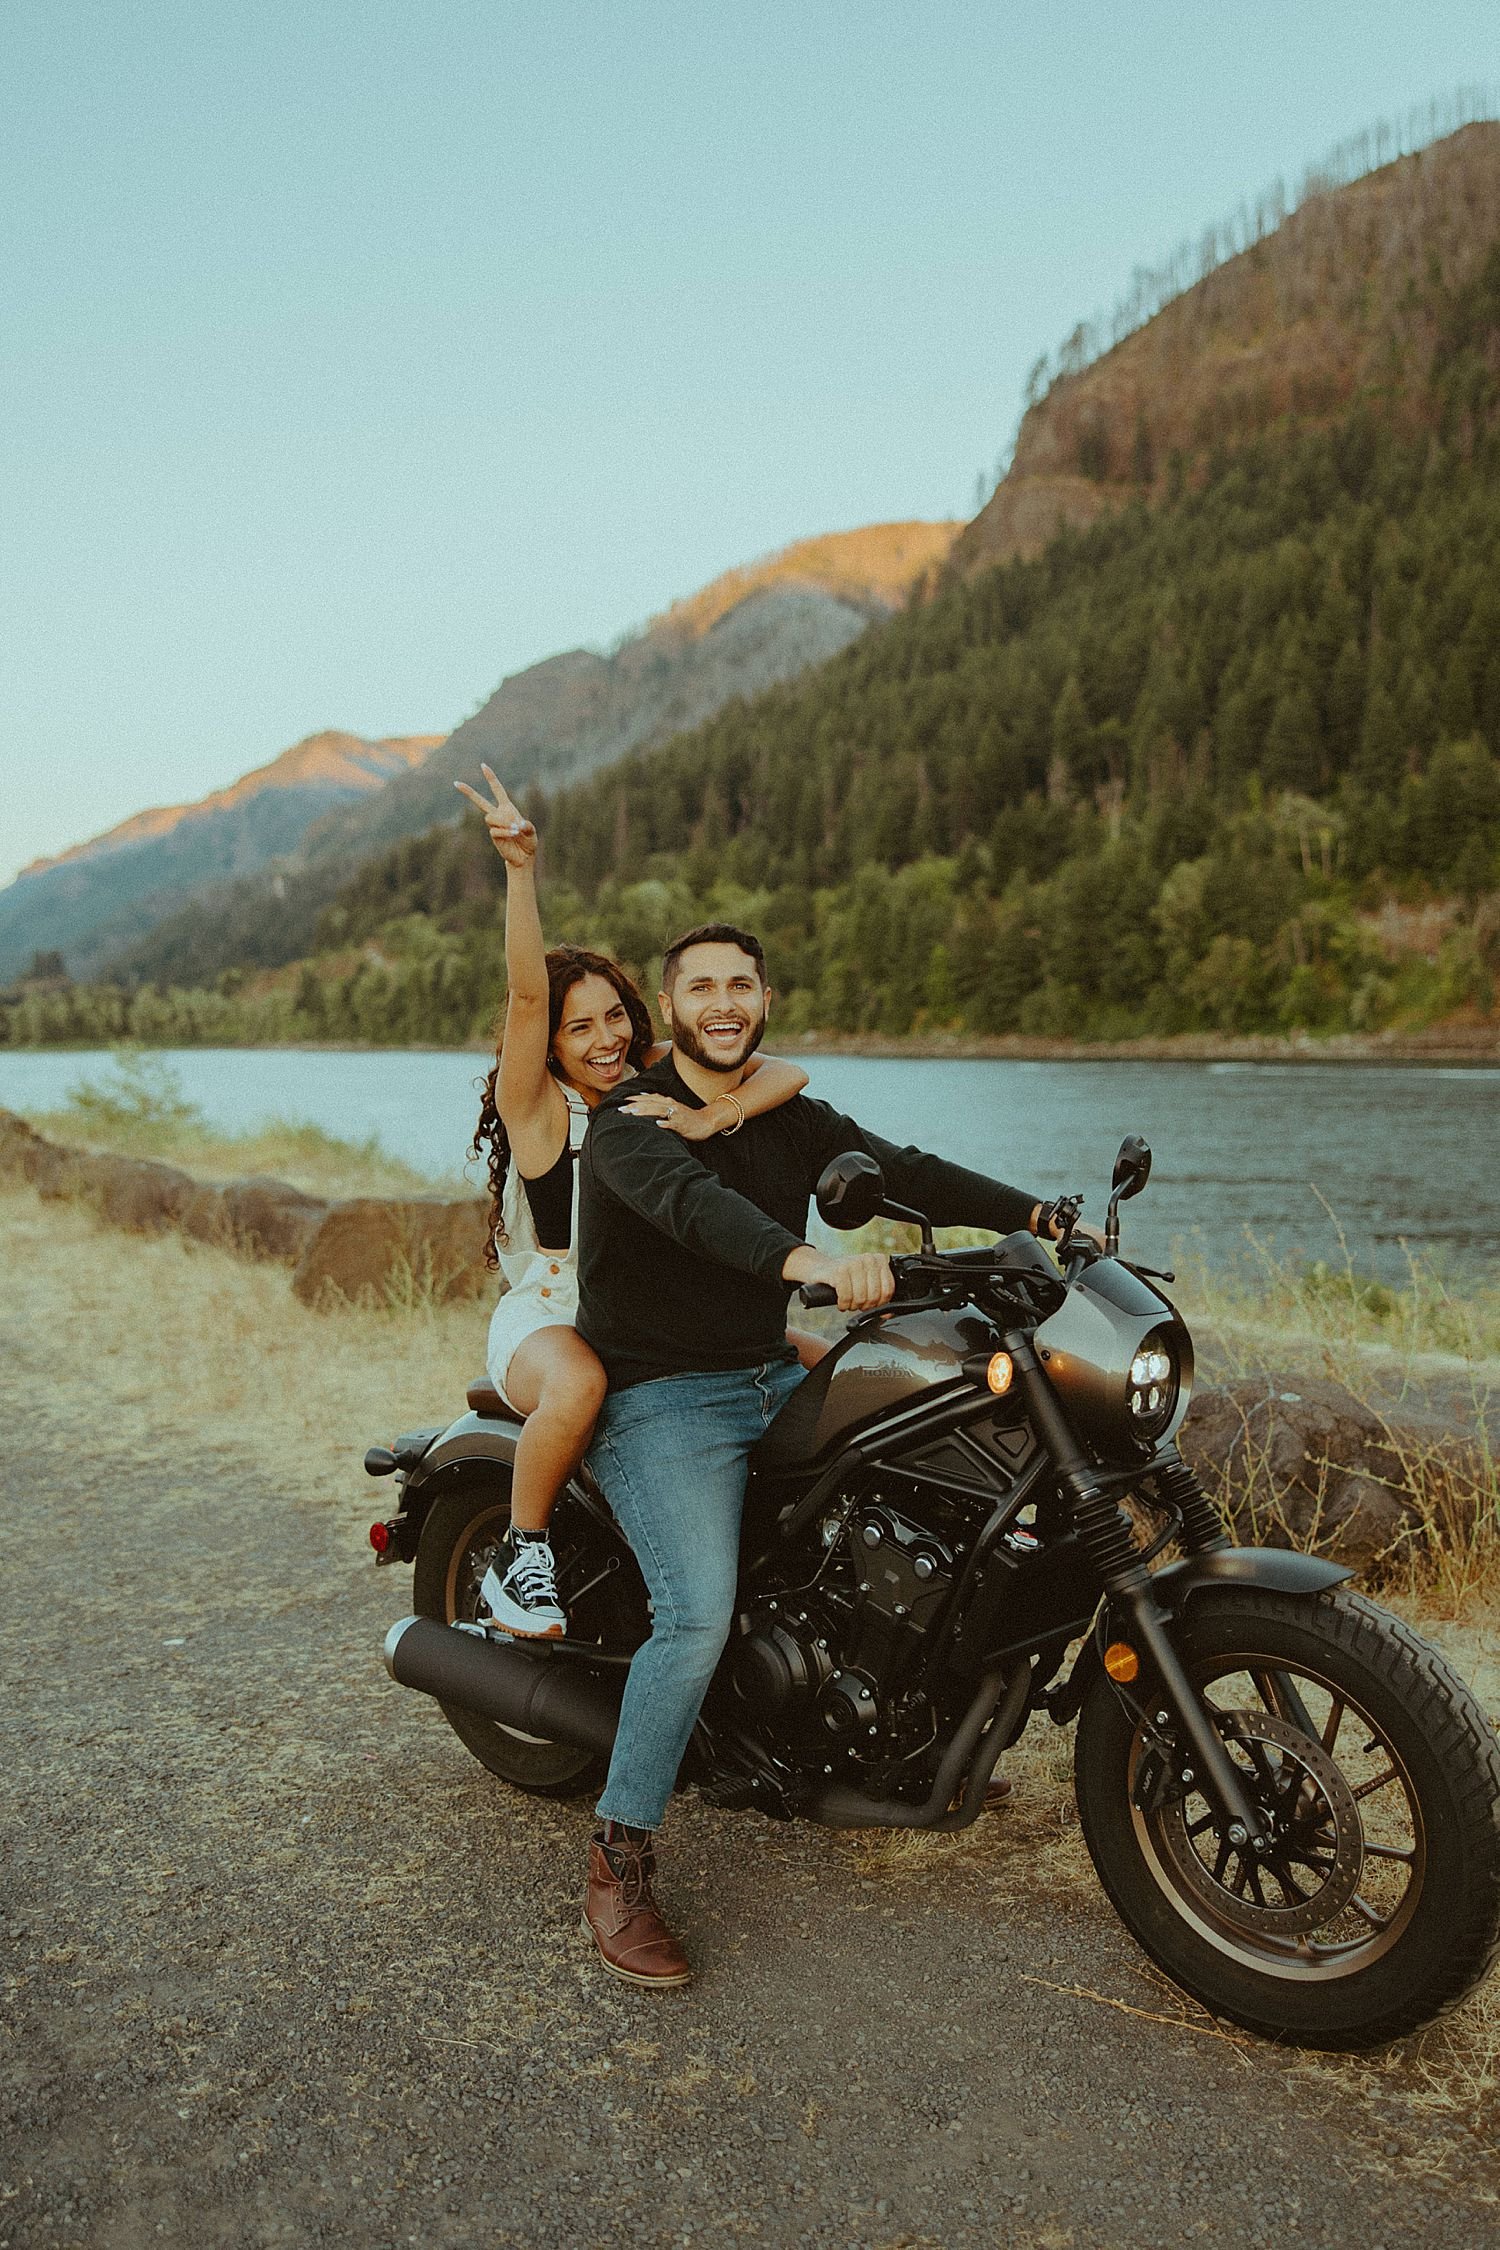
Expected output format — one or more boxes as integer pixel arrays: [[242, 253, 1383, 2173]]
[[1074, 1589, 1500, 2048], [412, 1479, 612, 1798]]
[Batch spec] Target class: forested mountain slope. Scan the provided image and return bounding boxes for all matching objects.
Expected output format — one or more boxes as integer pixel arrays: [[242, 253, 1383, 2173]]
[[948, 121, 1500, 579]]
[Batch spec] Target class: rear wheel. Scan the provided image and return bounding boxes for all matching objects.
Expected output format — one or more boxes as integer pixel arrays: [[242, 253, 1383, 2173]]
[[412, 1477, 635, 1797], [1074, 1589, 1500, 2048]]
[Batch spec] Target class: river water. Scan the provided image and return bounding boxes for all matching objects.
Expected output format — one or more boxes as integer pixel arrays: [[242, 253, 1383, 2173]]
[[2, 1046, 1496, 1282]]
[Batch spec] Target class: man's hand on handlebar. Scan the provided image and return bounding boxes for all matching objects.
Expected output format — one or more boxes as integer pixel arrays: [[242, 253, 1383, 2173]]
[[782, 1244, 896, 1312]]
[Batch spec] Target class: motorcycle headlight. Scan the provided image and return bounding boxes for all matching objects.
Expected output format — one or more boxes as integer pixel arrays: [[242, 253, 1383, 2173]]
[[1126, 1328, 1179, 1440]]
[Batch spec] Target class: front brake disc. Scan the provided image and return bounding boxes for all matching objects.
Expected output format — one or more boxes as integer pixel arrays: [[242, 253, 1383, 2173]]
[[1155, 1709, 1365, 1937]]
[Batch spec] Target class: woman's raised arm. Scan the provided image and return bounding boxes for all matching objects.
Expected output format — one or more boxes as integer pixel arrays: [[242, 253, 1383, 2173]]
[[454, 766, 560, 1138]]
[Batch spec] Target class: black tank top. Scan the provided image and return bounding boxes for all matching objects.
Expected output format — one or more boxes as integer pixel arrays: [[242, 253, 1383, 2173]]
[[518, 1139, 575, 1251]]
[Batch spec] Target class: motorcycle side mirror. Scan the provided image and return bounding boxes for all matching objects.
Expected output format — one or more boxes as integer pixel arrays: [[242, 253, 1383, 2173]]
[[1105, 1134, 1152, 1257], [815, 1150, 936, 1253], [1111, 1135, 1152, 1202], [815, 1151, 887, 1230]]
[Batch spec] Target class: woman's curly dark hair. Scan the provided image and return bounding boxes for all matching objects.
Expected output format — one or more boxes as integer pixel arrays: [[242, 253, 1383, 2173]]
[[470, 946, 655, 1267]]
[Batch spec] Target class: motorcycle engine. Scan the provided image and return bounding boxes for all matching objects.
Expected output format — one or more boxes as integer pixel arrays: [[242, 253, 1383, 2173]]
[[729, 1495, 958, 1774]]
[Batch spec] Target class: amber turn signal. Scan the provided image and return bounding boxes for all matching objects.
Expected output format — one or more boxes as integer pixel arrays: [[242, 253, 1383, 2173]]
[[984, 1352, 1014, 1396], [1103, 1641, 1140, 1682]]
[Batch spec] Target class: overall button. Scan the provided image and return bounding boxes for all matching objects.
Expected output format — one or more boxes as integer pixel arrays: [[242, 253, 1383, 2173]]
[[540, 1286, 552, 1298], [548, 1262, 561, 1275]]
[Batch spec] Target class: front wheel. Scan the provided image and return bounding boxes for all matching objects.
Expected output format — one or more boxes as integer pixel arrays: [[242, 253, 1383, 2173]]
[[1074, 1589, 1500, 2048]]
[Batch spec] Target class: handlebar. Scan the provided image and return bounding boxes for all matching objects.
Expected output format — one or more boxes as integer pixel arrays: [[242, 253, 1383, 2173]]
[[796, 1231, 1080, 1318]]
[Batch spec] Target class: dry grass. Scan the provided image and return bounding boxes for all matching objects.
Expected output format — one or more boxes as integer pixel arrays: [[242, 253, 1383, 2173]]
[[0, 1185, 486, 1545], [1175, 1226, 1500, 1378]]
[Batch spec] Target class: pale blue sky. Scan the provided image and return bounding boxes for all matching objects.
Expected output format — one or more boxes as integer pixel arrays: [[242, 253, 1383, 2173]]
[[3, 2, 1497, 886]]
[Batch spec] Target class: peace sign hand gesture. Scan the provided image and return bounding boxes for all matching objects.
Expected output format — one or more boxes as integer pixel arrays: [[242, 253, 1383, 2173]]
[[454, 765, 537, 872]]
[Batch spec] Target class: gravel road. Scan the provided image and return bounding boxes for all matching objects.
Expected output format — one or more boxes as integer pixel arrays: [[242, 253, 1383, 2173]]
[[3, 1328, 1498, 2250]]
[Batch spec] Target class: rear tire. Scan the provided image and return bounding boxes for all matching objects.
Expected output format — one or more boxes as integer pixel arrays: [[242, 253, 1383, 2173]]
[[1074, 1589, 1500, 2049], [412, 1478, 611, 1798]]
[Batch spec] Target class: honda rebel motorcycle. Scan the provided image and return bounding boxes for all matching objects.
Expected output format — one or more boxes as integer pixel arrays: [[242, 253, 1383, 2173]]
[[367, 1137, 1500, 2049]]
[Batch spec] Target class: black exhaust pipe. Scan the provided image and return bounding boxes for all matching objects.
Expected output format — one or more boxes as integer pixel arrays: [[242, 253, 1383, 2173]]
[[383, 1616, 623, 1758]]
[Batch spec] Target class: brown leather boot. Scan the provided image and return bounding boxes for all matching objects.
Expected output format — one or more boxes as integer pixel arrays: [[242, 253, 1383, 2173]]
[[582, 1832, 692, 1988]]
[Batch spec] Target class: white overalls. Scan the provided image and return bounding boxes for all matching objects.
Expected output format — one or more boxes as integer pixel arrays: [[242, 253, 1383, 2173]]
[[484, 1088, 590, 1411]]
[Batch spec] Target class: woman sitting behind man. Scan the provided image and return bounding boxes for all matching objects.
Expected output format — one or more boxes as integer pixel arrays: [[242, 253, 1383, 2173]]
[[457, 765, 812, 1637]]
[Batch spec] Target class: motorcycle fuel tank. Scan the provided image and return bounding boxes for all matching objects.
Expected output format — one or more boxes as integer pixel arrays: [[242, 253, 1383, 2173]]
[[793, 1305, 998, 1462]]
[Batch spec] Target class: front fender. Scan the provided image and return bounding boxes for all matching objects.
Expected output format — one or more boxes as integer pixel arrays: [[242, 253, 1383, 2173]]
[[1150, 1547, 1353, 1612], [1048, 1547, 1353, 1724]]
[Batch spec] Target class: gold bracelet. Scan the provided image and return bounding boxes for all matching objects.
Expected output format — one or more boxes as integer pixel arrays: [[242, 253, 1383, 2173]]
[[719, 1093, 744, 1135]]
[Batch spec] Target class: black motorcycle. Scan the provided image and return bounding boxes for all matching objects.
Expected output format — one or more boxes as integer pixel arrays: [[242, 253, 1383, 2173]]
[[367, 1137, 1500, 2049]]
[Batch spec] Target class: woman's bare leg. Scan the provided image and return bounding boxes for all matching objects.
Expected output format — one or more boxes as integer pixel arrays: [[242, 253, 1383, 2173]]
[[501, 1324, 608, 1531], [787, 1326, 831, 1370]]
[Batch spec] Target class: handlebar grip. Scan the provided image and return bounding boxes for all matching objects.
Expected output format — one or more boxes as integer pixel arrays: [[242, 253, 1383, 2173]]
[[797, 1283, 839, 1308]]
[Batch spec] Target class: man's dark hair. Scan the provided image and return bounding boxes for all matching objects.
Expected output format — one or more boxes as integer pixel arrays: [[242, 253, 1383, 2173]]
[[660, 922, 768, 991]]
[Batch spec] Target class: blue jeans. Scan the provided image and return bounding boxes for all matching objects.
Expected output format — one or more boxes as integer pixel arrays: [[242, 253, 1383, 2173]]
[[587, 1357, 806, 1831]]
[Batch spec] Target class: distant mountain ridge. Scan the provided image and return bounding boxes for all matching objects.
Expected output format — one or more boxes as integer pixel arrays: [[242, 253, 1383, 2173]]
[[0, 731, 440, 983], [18, 732, 437, 881], [101, 522, 958, 987]]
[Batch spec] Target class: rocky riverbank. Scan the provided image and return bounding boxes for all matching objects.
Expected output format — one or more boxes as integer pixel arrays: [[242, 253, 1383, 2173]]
[[0, 1109, 491, 1308]]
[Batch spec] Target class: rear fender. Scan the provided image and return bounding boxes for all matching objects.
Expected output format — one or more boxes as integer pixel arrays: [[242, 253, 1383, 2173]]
[[398, 1411, 627, 1561], [1048, 1547, 1353, 1724], [408, 1410, 523, 1484], [378, 1411, 522, 1559]]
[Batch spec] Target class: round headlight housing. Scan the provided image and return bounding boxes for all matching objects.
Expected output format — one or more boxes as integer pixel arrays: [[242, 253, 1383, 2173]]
[[1126, 1327, 1179, 1440]]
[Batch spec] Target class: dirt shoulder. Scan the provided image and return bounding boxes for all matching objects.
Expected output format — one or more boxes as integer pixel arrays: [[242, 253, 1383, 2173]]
[[2, 1195, 1498, 2248]]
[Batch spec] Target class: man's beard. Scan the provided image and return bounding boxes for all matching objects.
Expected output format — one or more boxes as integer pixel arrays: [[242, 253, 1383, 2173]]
[[672, 1009, 768, 1074]]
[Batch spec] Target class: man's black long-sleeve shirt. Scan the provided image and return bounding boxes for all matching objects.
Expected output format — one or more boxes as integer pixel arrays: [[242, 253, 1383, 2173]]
[[575, 1055, 1038, 1389]]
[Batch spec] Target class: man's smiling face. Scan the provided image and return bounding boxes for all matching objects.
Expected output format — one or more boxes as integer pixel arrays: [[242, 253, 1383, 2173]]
[[659, 941, 769, 1074]]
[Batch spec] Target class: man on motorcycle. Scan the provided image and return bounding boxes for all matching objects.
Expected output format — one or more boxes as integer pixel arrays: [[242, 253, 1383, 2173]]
[[573, 922, 1048, 1986]]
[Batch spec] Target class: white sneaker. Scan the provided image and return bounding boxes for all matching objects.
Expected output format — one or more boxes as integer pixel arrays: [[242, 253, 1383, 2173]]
[[479, 1536, 567, 1638]]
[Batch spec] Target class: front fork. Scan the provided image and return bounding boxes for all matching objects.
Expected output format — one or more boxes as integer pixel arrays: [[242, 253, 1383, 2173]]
[[1006, 1336, 1273, 1854]]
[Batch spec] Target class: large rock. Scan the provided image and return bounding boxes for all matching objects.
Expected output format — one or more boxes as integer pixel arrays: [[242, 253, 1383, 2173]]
[[174, 1175, 330, 1261], [74, 1152, 199, 1234], [0, 1108, 58, 1182], [222, 1177, 329, 1261], [291, 1196, 493, 1309], [1178, 1375, 1469, 1570]]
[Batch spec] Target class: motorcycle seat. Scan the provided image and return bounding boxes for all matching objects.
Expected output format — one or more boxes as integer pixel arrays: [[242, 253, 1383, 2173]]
[[466, 1376, 524, 1425], [463, 1373, 615, 1511]]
